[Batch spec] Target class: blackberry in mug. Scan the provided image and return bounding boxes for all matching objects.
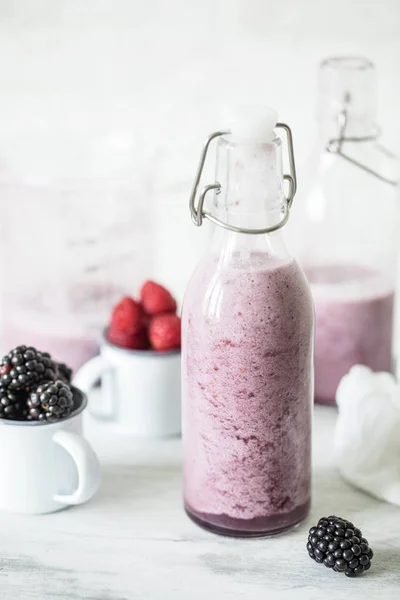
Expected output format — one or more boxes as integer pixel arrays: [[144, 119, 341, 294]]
[[0, 389, 25, 420], [0, 346, 57, 391], [27, 380, 74, 422]]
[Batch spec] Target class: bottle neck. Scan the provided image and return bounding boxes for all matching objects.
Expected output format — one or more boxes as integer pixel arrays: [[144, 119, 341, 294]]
[[317, 56, 377, 142], [209, 133, 292, 263], [210, 226, 291, 265], [214, 135, 286, 231]]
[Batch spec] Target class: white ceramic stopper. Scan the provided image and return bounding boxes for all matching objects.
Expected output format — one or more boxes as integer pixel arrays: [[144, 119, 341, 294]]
[[223, 105, 278, 142]]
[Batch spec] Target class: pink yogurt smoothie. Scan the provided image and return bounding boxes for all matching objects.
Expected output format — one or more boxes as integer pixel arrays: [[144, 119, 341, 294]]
[[182, 254, 314, 536], [306, 265, 394, 405]]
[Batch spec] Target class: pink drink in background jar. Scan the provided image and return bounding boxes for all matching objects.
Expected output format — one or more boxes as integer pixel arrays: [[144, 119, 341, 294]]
[[306, 264, 394, 405]]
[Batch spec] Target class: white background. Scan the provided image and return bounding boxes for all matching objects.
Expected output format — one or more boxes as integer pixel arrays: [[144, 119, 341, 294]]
[[0, 0, 398, 302]]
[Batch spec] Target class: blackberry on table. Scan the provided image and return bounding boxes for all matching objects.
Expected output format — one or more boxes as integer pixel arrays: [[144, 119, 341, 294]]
[[0, 346, 57, 391], [56, 362, 73, 384], [27, 380, 74, 422], [0, 388, 25, 420], [307, 516, 373, 577]]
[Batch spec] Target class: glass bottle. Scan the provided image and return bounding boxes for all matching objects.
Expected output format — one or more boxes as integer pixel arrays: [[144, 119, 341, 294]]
[[182, 107, 314, 537], [290, 57, 398, 405], [0, 130, 153, 371]]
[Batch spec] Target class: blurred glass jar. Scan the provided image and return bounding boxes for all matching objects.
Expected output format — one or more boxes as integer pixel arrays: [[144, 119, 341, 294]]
[[0, 127, 153, 371], [290, 57, 399, 405]]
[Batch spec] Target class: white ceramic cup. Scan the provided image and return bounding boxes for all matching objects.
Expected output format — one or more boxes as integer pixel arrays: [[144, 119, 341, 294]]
[[73, 335, 181, 438], [0, 388, 101, 514]]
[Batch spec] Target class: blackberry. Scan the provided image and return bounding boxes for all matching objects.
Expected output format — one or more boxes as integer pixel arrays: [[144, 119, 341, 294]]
[[0, 388, 26, 420], [56, 362, 73, 384], [27, 380, 74, 422], [307, 516, 373, 577], [0, 346, 57, 391]]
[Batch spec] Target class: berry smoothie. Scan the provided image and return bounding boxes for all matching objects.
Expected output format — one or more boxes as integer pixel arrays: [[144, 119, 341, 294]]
[[182, 253, 314, 536], [305, 264, 394, 405]]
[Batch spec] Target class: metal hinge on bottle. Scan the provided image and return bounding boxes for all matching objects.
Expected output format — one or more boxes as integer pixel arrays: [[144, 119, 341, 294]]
[[326, 94, 397, 187], [189, 123, 297, 235]]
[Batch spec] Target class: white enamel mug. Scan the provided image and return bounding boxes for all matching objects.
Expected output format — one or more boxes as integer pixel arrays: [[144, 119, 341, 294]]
[[73, 336, 181, 437], [0, 388, 101, 514]]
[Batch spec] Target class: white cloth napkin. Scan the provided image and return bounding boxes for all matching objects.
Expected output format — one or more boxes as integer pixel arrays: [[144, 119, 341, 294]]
[[334, 365, 400, 506]]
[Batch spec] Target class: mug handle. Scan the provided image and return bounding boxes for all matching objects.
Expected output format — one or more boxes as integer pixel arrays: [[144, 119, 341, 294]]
[[53, 430, 101, 505], [73, 355, 116, 420]]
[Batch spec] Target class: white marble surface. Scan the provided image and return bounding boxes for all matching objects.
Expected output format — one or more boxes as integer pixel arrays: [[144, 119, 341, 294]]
[[0, 404, 399, 599]]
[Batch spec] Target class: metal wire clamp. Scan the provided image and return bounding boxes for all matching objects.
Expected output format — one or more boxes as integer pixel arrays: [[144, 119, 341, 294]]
[[189, 124, 297, 235], [326, 98, 397, 187]]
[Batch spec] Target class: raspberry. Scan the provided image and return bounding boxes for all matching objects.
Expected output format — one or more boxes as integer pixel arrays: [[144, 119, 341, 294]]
[[110, 296, 145, 334], [140, 281, 177, 316], [107, 325, 149, 350], [148, 314, 181, 351]]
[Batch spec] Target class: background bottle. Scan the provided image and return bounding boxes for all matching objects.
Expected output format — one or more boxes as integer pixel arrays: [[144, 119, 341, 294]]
[[290, 57, 399, 405]]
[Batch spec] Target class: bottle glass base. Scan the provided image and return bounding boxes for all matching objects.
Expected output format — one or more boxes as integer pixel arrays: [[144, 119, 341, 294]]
[[184, 499, 311, 538]]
